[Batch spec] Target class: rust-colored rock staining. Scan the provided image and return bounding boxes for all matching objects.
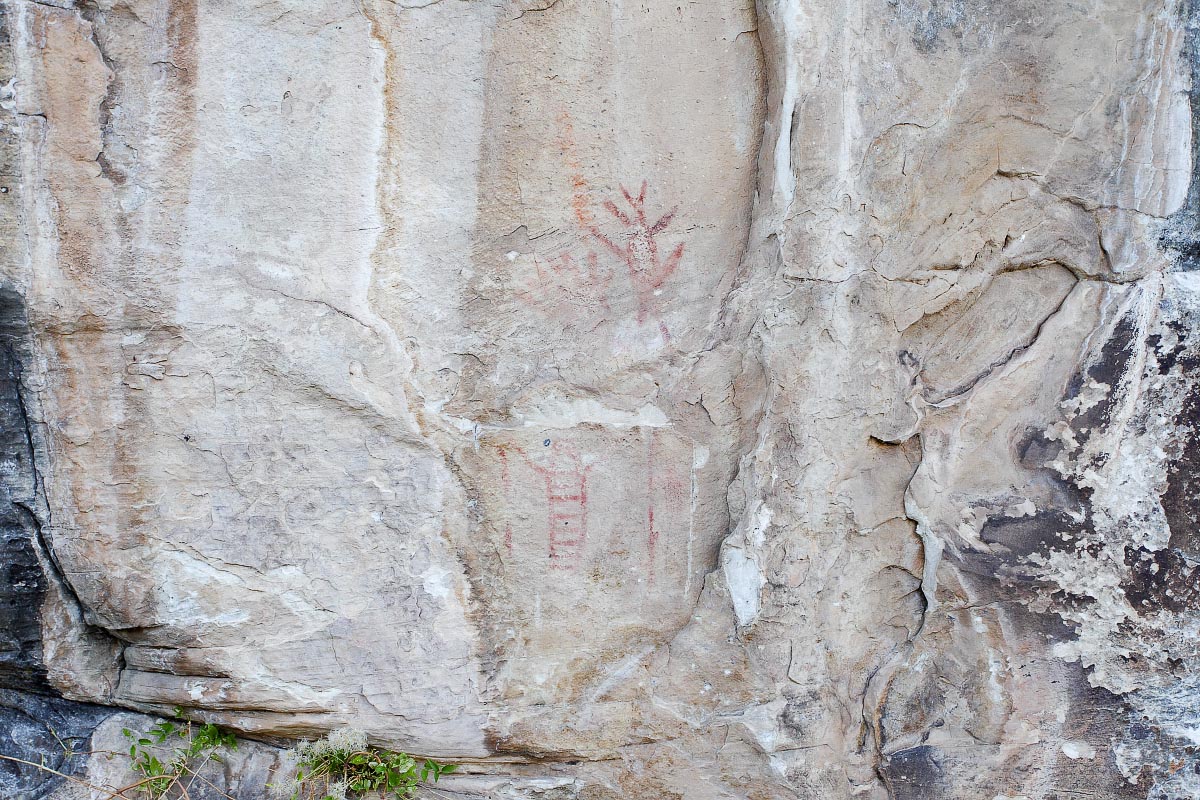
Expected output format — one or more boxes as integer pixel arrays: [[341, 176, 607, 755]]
[[1, 0, 1198, 798]]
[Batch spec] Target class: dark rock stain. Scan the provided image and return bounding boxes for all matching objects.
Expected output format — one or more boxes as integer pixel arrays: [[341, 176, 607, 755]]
[[1160, 0, 1200, 270], [886, 0, 968, 53], [0, 287, 120, 799], [0, 689, 111, 800], [1066, 310, 1138, 435], [1122, 545, 1200, 613], [1161, 381, 1200, 557], [977, 506, 1091, 566], [881, 745, 946, 800], [0, 289, 52, 694]]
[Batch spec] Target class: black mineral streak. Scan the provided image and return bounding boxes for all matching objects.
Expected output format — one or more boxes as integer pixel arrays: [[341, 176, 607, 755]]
[[0, 288, 51, 695], [1161, 0, 1200, 269], [0, 689, 112, 800]]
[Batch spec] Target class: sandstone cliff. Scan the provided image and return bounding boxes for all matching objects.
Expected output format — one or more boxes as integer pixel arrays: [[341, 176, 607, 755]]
[[1, 1, 1198, 798]]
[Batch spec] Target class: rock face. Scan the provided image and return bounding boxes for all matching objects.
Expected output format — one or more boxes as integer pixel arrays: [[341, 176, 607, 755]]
[[1, 0, 1198, 797]]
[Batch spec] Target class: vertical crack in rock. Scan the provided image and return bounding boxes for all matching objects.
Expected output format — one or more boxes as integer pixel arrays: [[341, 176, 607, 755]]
[[0, 82, 125, 783], [76, 4, 121, 188], [0, 292, 52, 694], [0, 3, 122, 704], [0, 287, 124, 699]]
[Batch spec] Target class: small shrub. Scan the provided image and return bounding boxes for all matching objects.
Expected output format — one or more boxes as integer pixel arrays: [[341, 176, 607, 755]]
[[270, 728, 457, 800], [122, 707, 238, 799]]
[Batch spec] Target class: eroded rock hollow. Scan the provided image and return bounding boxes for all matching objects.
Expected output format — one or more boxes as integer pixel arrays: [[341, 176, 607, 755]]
[[2, 0, 1199, 797]]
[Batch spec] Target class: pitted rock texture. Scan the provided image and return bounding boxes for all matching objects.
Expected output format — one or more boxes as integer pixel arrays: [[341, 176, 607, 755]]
[[1, 0, 1199, 798]]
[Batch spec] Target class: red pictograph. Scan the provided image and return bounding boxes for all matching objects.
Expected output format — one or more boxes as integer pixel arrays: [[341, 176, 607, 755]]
[[513, 113, 685, 340], [498, 448, 514, 554], [574, 179, 684, 340], [498, 433, 690, 579], [510, 441, 593, 568], [645, 431, 661, 586], [531, 249, 614, 316]]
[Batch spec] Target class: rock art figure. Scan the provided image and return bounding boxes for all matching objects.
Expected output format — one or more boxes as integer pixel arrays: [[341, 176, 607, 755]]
[[516, 114, 687, 342], [3, 0, 1198, 798], [508, 440, 593, 567], [573, 179, 684, 339]]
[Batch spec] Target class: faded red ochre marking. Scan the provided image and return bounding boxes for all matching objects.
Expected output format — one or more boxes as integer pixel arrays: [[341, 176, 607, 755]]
[[498, 448, 513, 554], [584, 178, 683, 337], [544, 112, 685, 339], [557, 111, 596, 232], [646, 430, 660, 585], [512, 441, 593, 568], [513, 252, 612, 318]]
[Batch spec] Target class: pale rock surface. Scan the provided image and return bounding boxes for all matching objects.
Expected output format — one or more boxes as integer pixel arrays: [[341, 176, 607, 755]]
[[0, 0, 1198, 798]]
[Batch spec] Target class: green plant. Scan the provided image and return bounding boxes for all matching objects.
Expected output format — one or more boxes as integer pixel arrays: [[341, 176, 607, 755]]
[[271, 728, 457, 800], [3, 715, 454, 800], [122, 707, 238, 799]]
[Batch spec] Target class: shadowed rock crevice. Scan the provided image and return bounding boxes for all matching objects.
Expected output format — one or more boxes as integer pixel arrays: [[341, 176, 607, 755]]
[[0, 689, 113, 800], [0, 288, 62, 694], [0, 290, 125, 800], [1161, 0, 1200, 270]]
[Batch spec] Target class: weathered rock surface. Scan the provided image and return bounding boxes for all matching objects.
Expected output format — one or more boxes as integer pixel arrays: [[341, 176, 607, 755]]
[[1, 0, 1199, 797]]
